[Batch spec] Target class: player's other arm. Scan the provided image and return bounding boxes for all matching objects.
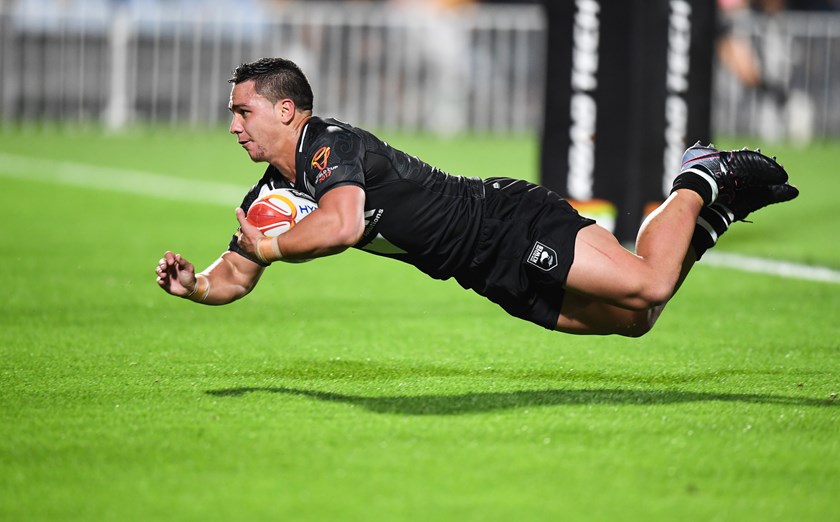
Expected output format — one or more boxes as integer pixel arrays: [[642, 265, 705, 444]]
[[155, 250, 264, 305], [236, 184, 366, 263]]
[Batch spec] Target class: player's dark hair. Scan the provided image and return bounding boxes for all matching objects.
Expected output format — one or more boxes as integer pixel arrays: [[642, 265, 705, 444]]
[[229, 57, 314, 111]]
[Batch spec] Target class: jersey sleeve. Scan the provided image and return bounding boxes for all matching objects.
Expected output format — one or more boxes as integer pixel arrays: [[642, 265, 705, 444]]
[[303, 127, 366, 201]]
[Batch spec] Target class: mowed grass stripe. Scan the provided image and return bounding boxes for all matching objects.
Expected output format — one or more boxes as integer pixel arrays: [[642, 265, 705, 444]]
[[3, 151, 839, 284], [0, 152, 245, 206]]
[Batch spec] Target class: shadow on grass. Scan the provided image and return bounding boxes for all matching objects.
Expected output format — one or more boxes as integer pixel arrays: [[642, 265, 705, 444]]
[[206, 386, 836, 415]]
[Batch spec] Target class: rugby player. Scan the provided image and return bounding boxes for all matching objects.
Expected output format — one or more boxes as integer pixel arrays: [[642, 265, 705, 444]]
[[155, 57, 797, 336]]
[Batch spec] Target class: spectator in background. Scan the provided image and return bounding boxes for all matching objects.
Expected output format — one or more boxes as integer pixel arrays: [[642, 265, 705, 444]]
[[388, 0, 476, 134], [717, 0, 764, 91], [717, 0, 817, 142], [716, 0, 787, 101]]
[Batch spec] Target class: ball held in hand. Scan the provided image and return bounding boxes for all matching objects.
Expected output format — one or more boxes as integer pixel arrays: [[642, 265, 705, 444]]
[[246, 188, 318, 237]]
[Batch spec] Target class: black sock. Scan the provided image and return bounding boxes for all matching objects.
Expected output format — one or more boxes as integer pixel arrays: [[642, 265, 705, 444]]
[[691, 204, 734, 260], [671, 167, 718, 206]]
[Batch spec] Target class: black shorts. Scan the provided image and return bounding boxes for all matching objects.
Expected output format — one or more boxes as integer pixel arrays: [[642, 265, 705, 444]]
[[454, 178, 596, 330]]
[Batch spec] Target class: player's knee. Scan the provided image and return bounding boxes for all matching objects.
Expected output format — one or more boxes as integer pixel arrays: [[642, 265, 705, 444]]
[[633, 279, 676, 310], [624, 320, 654, 338], [616, 312, 654, 337], [617, 288, 669, 312], [620, 306, 665, 338], [610, 266, 676, 311], [602, 307, 662, 337]]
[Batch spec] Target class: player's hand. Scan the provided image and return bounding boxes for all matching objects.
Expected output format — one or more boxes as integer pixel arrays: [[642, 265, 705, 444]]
[[235, 207, 265, 259], [155, 251, 196, 297]]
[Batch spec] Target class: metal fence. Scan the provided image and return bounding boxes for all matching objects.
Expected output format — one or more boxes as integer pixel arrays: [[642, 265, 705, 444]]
[[0, 0, 546, 134], [713, 10, 840, 142], [1, 1, 839, 140]]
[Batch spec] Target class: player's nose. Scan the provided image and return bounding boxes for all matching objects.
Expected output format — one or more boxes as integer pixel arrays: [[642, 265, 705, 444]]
[[229, 116, 242, 135]]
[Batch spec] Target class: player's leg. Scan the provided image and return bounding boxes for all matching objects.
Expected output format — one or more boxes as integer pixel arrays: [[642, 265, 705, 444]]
[[556, 184, 798, 336], [556, 144, 794, 336], [556, 190, 701, 336], [556, 187, 798, 336], [556, 226, 698, 336]]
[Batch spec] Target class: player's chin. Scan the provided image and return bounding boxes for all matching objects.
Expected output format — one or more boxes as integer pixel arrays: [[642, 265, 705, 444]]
[[243, 145, 266, 163]]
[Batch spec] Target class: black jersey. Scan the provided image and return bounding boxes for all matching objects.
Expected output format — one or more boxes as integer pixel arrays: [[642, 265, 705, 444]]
[[230, 117, 486, 281]]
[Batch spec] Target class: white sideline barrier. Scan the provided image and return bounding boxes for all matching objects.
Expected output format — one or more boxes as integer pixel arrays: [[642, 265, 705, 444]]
[[1, 2, 839, 139]]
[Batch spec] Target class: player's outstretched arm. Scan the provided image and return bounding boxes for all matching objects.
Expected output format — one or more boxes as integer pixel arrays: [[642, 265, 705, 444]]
[[155, 250, 264, 305], [236, 185, 366, 263]]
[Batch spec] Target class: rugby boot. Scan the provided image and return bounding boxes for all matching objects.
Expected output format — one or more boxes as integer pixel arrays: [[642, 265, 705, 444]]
[[715, 182, 799, 222], [675, 142, 789, 205]]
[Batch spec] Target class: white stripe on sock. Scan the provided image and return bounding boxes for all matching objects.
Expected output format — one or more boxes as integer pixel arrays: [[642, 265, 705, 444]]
[[683, 167, 719, 204], [715, 204, 735, 223], [708, 206, 732, 228], [696, 216, 718, 244]]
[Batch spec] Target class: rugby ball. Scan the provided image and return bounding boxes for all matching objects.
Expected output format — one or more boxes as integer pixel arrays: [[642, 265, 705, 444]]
[[246, 188, 318, 237]]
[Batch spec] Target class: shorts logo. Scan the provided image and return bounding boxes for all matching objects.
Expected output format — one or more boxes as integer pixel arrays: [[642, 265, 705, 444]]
[[527, 241, 558, 271], [312, 146, 331, 171]]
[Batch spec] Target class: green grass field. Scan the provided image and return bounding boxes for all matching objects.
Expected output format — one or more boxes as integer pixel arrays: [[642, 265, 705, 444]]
[[1, 127, 838, 521]]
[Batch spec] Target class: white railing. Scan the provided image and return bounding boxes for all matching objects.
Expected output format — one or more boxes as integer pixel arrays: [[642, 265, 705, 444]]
[[0, 0, 546, 134], [1, 1, 839, 140], [713, 10, 840, 142]]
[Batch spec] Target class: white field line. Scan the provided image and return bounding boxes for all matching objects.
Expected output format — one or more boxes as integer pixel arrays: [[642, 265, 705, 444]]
[[0, 152, 245, 206], [2, 152, 839, 284], [702, 252, 840, 284]]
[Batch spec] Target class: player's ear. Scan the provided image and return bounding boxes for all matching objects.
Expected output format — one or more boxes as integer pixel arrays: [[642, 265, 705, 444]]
[[277, 98, 296, 124]]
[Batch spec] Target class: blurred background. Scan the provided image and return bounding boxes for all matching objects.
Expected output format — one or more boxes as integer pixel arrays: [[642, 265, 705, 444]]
[[1, 0, 839, 142]]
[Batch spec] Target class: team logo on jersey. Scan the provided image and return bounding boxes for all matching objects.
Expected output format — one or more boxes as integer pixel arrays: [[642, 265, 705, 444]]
[[312, 146, 331, 171], [311, 146, 338, 184], [527, 241, 558, 271]]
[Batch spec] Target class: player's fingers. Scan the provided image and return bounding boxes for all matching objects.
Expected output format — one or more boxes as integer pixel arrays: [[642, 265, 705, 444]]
[[156, 260, 174, 274], [171, 253, 194, 273], [236, 208, 261, 234], [157, 256, 174, 275], [156, 271, 173, 292], [181, 258, 195, 273], [235, 207, 246, 224]]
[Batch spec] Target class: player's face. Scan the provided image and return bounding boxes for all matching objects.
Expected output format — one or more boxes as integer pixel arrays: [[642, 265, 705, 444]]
[[228, 81, 284, 164]]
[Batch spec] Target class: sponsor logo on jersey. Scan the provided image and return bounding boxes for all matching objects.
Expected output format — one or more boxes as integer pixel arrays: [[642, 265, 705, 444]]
[[357, 209, 406, 254], [312, 146, 331, 171], [362, 208, 384, 239], [527, 241, 558, 271]]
